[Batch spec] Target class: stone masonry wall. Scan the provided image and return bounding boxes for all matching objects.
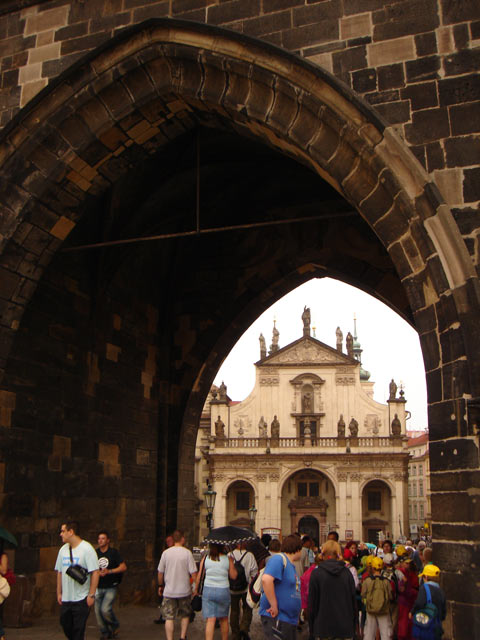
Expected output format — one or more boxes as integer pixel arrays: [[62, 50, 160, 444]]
[[0, 0, 479, 269], [0, 245, 161, 612]]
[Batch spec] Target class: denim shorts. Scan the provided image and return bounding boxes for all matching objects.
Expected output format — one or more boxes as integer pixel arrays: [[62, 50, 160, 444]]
[[202, 585, 231, 619]]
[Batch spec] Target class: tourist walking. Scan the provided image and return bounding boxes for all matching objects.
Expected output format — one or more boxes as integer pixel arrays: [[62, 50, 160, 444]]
[[229, 543, 257, 640], [158, 530, 198, 640], [361, 556, 393, 640], [260, 534, 302, 640], [308, 540, 357, 640], [95, 530, 127, 640], [194, 543, 237, 640], [55, 521, 99, 640]]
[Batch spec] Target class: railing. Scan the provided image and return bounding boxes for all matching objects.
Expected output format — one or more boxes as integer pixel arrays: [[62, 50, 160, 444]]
[[216, 436, 401, 448]]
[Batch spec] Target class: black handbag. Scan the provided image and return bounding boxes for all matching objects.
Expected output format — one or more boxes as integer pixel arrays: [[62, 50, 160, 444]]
[[66, 545, 88, 585], [192, 556, 206, 611]]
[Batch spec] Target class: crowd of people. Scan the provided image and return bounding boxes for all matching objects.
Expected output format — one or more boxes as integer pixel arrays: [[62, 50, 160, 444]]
[[51, 520, 445, 640], [155, 529, 446, 640]]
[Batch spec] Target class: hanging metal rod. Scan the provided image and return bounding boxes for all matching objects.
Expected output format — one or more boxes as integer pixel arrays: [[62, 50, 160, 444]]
[[61, 211, 356, 253]]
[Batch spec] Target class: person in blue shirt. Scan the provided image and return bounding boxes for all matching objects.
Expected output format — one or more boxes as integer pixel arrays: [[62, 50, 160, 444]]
[[260, 535, 303, 640]]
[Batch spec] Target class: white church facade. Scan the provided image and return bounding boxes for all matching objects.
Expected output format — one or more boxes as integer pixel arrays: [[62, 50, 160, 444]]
[[194, 311, 410, 545]]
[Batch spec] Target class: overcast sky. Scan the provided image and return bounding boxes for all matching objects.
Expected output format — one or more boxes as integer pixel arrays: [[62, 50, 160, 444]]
[[214, 277, 428, 431]]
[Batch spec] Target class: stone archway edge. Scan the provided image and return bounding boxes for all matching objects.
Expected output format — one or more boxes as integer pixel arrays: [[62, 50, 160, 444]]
[[0, 19, 475, 297]]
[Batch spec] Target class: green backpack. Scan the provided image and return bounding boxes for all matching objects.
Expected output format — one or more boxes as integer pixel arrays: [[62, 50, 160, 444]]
[[366, 576, 390, 615]]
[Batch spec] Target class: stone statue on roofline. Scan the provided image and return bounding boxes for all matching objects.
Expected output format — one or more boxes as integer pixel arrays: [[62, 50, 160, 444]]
[[336, 326, 343, 352], [271, 415, 280, 438], [302, 306, 311, 336], [337, 414, 346, 437], [389, 378, 398, 400], [346, 332, 353, 357], [215, 416, 225, 438], [219, 380, 227, 401], [258, 416, 267, 437], [349, 417, 358, 437], [269, 320, 279, 355], [259, 333, 267, 359], [391, 413, 402, 436]]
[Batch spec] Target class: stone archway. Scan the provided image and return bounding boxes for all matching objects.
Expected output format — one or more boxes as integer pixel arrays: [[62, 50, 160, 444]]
[[361, 479, 393, 544], [0, 19, 478, 629]]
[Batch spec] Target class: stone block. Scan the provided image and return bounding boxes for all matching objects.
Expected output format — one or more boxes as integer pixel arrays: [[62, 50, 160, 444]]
[[445, 136, 480, 168], [405, 55, 440, 82], [352, 67, 377, 93], [441, 0, 480, 25], [243, 11, 291, 37], [24, 6, 69, 35], [449, 101, 480, 136], [415, 31, 437, 56], [54, 22, 89, 42], [282, 20, 339, 50], [444, 48, 480, 77], [463, 167, 480, 203], [401, 81, 437, 111], [332, 45, 367, 77], [207, 0, 260, 25], [430, 435, 478, 472], [136, 449, 150, 465], [61, 32, 109, 56], [20, 78, 47, 107], [377, 63, 404, 91], [433, 168, 463, 206], [374, 99, 410, 124], [438, 73, 480, 107], [28, 42, 60, 65], [98, 442, 119, 464], [38, 546, 58, 571], [293, 1, 342, 27], [340, 13, 371, 40], [368, 36, 415, 67], [436, 25, 455, 54], [440, 325, 467, 364], [425, 141, 444, 173], [373, 0, 439, 41], [18, 62, 42, 84], [404, 107, 449, 145]]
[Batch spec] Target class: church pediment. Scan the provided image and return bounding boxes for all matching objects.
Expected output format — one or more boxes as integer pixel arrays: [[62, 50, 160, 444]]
[[258, 336, 356, 366]]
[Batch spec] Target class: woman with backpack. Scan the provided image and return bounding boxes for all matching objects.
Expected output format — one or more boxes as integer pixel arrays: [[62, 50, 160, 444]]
[[194, 543, 237, 640]]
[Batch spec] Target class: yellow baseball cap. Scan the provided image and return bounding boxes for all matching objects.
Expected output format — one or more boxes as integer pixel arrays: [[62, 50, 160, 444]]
[[366, 555, 374, 566], [419, 564, 440, 578], [372, 557, 384, 570], [395, 545, 406, 557]]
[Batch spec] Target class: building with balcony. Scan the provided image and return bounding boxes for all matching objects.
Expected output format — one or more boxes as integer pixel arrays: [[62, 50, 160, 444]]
[[194, 311, 410, 545], [407, 431, 431, 539]]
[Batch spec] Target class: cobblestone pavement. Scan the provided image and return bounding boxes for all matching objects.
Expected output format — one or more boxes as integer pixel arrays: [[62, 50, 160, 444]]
[[5, 604, 310, 640]]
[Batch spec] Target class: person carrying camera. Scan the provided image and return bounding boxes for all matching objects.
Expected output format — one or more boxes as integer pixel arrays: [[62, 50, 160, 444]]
[[55, 521, 100, 640]]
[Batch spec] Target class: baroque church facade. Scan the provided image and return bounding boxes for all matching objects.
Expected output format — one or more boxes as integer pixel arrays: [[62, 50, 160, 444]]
[[195, 310, 410, 545]]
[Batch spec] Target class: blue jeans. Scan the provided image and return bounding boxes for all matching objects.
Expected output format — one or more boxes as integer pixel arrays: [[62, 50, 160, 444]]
[[94, 587, 120, 635]]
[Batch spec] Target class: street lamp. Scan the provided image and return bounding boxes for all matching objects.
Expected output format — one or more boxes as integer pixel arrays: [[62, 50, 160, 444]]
[[248, 503, 257, 532], [204, 480, 217, 533]]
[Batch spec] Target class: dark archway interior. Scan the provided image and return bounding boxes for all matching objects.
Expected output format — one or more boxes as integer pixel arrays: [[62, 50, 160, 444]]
[[3, 125, 412, 603]]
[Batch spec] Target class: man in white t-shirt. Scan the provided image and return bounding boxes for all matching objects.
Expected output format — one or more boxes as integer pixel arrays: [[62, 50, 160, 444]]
[[158, 530, 198, 640], [55, 520, 100, 640]]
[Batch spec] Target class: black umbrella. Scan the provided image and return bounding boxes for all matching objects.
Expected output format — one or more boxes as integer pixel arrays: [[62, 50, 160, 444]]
[[0, 527, 18, 547], [203, 526, 258, 546]]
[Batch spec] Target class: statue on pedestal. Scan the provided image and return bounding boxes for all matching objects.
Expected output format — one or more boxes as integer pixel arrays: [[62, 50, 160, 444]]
[[258, 416, 267, 437], [391, 413, 402, 436], [303, 392, 312, 413], [336, 327, 343, 352], [259, 333, 267, 359], [219, 381, 227, 401], [349, 417, 359, 437], [337, 414, 346, 437], [215, 416, 225, 438], [271, 415, 280, 438], [302, 306, 311, 337], [269, 321, 280, 355], [346, 332, 353, 357], [389, 379, 398, 401]]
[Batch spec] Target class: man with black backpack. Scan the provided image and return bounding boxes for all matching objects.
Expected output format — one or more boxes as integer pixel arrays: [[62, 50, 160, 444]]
[[229, 542, 258, 640]]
